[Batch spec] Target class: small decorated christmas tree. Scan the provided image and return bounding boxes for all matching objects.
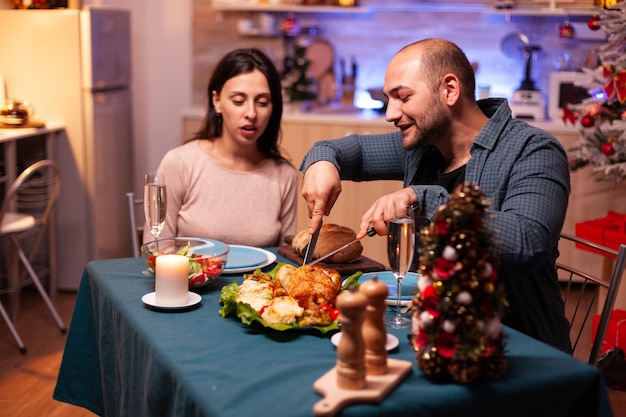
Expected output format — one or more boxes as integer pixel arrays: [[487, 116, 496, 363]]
[[563, 3, 626, 183], [282, 43, 317, 103], [409, 182, 508, 383]]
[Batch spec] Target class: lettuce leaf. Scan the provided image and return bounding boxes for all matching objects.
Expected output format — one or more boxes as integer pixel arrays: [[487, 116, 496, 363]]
[[341, 271, 364, 291]]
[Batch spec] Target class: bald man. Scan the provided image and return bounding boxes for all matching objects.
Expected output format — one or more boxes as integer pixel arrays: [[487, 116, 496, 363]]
[[299, 38, 572, 353]]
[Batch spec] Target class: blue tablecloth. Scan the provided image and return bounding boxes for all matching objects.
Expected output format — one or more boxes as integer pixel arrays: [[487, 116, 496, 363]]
[[53, 251, 614, 417]]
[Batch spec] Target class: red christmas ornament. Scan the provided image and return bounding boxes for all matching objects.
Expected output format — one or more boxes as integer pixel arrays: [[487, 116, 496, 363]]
[[581, 115, 595, 128], [588, 15, 601, 31], [559, 21, 576, 39], [602, 142, 616, 156]]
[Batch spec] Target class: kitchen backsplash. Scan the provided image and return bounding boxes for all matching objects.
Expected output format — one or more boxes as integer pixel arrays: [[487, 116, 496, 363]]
[[193, 0, 601, 109]]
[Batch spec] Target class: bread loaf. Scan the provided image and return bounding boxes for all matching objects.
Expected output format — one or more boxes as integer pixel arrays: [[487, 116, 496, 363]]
[[292, 224, 363, 263]]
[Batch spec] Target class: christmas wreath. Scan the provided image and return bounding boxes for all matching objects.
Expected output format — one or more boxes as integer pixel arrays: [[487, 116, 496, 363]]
[[409, 182, 508, 383]]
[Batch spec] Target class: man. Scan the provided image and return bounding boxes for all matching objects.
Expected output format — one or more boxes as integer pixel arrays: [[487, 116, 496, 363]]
[[300, 38, 572, 353]]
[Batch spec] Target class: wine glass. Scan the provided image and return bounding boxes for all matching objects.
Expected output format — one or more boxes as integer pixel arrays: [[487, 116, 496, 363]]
[[144, 173, 167, 242], [386, 215, 415, 329]]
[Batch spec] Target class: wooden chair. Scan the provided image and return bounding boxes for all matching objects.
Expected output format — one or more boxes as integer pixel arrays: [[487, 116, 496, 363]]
[[126, 192, 144, 257], [557, 232, 626, 366], [0, 160, 65, 353]]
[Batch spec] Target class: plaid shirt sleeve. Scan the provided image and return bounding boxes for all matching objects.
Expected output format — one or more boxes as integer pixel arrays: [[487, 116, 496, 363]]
[[300, 131, 406, 182]]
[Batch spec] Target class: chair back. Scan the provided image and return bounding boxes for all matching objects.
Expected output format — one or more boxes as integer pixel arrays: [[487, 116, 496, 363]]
[[0, 159, 66, 339], [126, 192, 144, 257], [0, 160, 62, 234], [557, 233, 626, 366]]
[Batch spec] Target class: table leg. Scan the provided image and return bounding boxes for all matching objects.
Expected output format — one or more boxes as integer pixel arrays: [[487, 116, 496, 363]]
[[46, 131, 58, 298], [2, 140, 20, 320]]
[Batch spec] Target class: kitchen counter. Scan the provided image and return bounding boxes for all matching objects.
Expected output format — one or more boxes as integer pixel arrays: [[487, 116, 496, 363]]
[[181, 106, 579, 134], [181, 105, 393, 128]]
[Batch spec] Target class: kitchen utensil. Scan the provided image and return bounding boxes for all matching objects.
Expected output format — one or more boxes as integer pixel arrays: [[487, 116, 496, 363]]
[[368, 87, 387, 111], [500, 31, 546, 120], [305, 39, 335, 81], [0, 99, 34, 125], [302, 220, 322, 265], [308, 226, 376, 266]]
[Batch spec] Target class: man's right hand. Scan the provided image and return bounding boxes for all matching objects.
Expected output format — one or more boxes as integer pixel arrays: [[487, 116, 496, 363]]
[[301, 161, 342, 234]]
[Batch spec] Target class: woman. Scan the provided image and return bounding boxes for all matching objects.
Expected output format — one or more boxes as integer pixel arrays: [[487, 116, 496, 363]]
[[147, 48, 298, 247]]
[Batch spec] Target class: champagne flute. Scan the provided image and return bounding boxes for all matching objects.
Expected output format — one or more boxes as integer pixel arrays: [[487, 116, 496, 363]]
[[386, 216, 415, 329], [144, 173, 167, 242]]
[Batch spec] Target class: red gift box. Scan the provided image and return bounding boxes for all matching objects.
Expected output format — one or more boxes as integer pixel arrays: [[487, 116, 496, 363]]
[[575, 211, 626, 257], [592, 310, 626, 356]]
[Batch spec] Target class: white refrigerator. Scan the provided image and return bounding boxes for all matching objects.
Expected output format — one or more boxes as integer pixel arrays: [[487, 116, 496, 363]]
[[0, 7, 134, 290]]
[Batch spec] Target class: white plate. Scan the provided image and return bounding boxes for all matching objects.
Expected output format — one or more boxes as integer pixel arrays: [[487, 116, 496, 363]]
[[222, 246, 276, 274], [142, 291, 201, 310], [331, 332, 400, 352]]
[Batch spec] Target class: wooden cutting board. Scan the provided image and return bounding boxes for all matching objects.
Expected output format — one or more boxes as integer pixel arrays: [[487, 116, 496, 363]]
[[277, 245, 386, 276], [313, 358, 413, 417]]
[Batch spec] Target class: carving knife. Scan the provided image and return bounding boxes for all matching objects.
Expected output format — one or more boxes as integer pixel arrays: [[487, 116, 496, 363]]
[[302, 220, 323, 265], [308, 226, 376, 266]]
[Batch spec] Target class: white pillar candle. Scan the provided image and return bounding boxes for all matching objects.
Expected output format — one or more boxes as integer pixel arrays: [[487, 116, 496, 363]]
[[155, 254, 189, 306]]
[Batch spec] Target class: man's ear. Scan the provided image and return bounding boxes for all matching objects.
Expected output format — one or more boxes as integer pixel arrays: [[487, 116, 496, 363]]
[[440, 73, 461, 106]]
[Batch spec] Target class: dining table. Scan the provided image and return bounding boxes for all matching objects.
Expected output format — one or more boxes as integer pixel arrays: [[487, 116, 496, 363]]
[[53, 249, 614, 417]]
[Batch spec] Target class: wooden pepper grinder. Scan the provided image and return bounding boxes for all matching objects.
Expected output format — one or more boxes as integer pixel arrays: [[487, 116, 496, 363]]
[[335, 286, 367, 390], [360, 276, 389, 375]]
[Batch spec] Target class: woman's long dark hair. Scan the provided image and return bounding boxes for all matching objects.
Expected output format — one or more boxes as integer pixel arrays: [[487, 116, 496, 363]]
[[190, 48, 286, 162]]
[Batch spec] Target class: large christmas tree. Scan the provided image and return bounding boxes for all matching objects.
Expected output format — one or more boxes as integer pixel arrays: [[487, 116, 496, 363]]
[[563, 3, 626, 183]]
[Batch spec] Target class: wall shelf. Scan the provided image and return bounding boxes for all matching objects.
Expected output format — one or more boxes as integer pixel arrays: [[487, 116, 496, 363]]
[[211, 3, 370, 14], [212, 2, 593, 16], [487, 6, 594, 16]]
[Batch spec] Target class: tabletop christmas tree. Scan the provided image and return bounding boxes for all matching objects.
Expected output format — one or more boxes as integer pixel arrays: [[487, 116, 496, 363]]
[[563, 2, 626, 183], [282, 43, 317, 104], [409, 182, 508, 383]]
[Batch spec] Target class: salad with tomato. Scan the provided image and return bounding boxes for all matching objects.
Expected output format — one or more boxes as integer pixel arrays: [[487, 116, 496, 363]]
[[145, 243, 226, 288]]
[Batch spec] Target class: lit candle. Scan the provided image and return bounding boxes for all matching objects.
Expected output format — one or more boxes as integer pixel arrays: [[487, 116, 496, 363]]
[[155, 254, 189, 306]]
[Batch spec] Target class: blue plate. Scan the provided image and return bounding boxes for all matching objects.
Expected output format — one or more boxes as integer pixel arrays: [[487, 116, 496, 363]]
[[225, 245, 270, 269], [360, 271, 419, 301], [188, 239, 229, 256]]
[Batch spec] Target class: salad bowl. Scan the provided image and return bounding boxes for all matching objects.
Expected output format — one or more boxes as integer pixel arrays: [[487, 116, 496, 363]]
[[142, 237, 229, 288]]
